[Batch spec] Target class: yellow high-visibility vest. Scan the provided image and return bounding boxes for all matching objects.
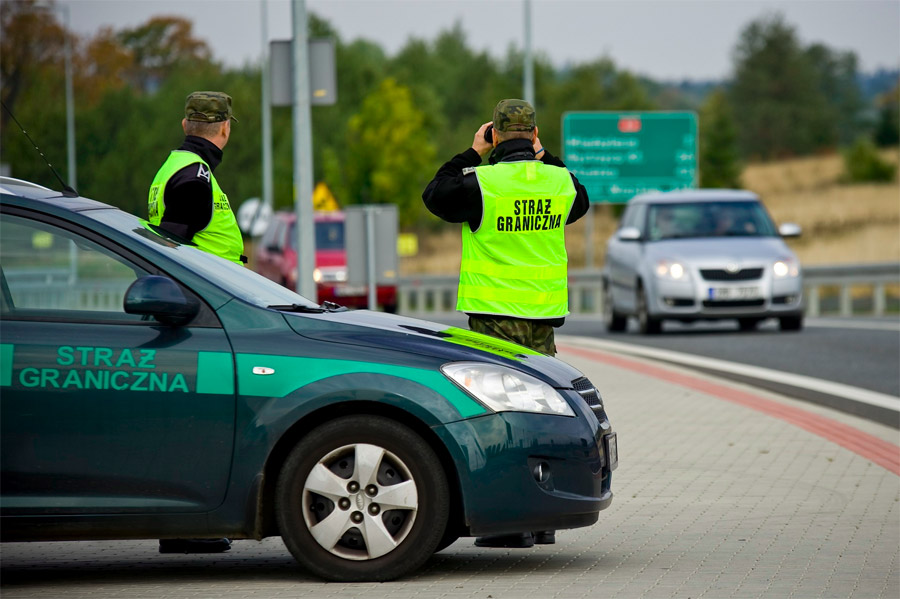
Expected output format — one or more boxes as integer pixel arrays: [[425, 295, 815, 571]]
[[148, 151, 244, 264], [458, 160, 576, 318]]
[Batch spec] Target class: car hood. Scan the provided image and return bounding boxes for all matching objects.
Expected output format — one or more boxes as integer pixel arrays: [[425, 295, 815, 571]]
[[283, 310, 584, 388], [646, 237, 796, 266]]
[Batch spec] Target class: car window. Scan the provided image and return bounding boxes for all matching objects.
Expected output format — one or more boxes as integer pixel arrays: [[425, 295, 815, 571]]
[[622, 203, 646, 233], [647, 201, 777, 241], [0, 214, 147, 322], [313, 220, 344, 251], [88, 209, 320, 310], [260, 218, 279, 249]]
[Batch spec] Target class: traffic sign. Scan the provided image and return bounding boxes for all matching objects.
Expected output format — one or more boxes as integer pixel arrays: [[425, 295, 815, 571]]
[[562, 111, 698, 203]]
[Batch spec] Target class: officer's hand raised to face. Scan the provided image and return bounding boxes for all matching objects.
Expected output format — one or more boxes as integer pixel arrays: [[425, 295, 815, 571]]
[[472, 121, 494, 158]]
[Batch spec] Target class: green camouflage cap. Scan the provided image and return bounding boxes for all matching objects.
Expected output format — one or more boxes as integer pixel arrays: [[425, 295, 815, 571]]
[[492, 98, 536, 132], [184, 91, 238, 123]]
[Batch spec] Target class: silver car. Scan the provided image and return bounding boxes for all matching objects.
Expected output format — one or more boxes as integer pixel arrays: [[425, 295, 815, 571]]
[[601, 189, 804, 334]]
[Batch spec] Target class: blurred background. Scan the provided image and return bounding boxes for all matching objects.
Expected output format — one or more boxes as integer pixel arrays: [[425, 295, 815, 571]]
[[2, 0, 898, 274]]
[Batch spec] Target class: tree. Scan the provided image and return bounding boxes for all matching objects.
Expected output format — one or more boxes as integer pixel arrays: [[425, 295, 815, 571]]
[[699, 89, 742, 188], [805, 43, 863, 147], [873, 82, 899, 147], [0, 0, 69, 130], [730, 14, 828, 159], [335, 79, 436, 227], [116, 16, 213, 92]]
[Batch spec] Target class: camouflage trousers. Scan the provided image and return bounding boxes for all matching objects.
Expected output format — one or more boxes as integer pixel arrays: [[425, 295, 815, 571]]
[[468, 315, 557, 356]]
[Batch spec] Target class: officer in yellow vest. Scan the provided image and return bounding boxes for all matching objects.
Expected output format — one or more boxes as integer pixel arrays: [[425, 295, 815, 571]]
[[423, 99, 589, 356], [423, 99, 589, 549], [149, 92, 241, 555], [148, 91, 246, 265]]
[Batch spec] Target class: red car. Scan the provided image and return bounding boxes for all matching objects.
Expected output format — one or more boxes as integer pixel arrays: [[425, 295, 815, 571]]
[[255, 210, 397, 312]]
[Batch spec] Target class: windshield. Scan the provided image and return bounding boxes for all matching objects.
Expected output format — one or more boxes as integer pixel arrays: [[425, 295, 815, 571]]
[[90, 209, 320, 310], [287, 220, 345, 251], [645, 201, 777, 241]]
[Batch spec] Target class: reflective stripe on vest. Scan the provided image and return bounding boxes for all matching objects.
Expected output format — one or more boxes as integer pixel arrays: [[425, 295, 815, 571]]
[[148, 151, 244, 264], [457, 160, 576, 319]]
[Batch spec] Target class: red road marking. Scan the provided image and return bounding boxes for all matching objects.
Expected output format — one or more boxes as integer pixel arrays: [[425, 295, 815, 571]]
[[560, 344, 900, 475]]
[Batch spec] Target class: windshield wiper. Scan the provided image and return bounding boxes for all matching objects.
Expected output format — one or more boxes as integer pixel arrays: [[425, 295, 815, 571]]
[[267, 301, 348, 313]]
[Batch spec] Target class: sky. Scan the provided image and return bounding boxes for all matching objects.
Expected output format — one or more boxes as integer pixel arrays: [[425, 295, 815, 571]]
[[65, 0, 899, 81]]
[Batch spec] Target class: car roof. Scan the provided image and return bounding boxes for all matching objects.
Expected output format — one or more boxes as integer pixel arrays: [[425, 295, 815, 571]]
[[0, 177, 117, 213], [629, 189, 760, 204]]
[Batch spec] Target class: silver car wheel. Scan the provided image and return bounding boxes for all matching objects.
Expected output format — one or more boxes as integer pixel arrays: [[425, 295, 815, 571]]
[[302, 443, 418, 560]]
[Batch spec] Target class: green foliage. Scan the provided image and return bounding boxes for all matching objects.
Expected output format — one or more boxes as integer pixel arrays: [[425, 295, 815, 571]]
[[730, 13, 864, 160], [336, 78, 436, 227], [699, 89, 742, 188], [1, 6, 889, 235], [841, 137, 897, 183], [730, 14, 828, 159], [873, 83, 899, 147]]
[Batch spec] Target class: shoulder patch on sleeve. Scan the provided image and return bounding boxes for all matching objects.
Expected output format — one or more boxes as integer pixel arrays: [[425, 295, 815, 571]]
[[196, 163, 212, 183], [462, 166, 476, 176]]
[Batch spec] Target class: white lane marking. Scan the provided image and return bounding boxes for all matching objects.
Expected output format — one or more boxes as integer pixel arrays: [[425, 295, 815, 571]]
[[559, 335, 900, 412]]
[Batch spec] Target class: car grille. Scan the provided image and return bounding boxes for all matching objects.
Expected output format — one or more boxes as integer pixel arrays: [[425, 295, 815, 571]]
[[702, 299, 766, 308], [572, 377, 602, 409], [700, 268, 764, 281]]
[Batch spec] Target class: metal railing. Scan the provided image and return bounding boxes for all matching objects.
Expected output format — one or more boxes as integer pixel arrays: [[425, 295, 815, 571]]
[[397, 263, 900, 319], [5, 263, 898, 318]]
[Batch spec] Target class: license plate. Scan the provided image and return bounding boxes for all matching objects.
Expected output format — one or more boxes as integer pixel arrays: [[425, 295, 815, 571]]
[[708, 286, 761, 300], [604, 433, 618, 471]]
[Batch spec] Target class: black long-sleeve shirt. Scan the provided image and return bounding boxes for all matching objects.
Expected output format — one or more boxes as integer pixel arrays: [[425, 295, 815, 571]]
[[158, 136, 223, 240], [422, 138, 590, 231]]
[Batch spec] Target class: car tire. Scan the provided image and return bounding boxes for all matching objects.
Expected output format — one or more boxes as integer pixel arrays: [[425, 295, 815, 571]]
[[637, 286, 661, 335], [275, 415, 449, 582], [602, 283, 627, 333], [738, 318, 761, 331], [779, 314, 804, 331]]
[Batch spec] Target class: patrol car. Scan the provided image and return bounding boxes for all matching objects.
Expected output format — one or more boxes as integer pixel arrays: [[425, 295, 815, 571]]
[[0, 177, 616, 582]]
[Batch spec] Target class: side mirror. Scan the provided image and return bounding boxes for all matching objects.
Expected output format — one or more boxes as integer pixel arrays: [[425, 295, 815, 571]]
[[778, 223, 802, 238], [617, 226, 642, 242], [124, 276, 200, 326]]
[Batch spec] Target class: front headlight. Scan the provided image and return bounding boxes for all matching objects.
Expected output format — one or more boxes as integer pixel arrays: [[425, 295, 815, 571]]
[[773, 258, 799, 278], [441, 362, 575, 416], [655, 260, 688, 280]]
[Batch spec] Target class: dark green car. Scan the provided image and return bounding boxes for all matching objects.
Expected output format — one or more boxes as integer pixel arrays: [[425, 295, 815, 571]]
[[0, 177, 616, 582]]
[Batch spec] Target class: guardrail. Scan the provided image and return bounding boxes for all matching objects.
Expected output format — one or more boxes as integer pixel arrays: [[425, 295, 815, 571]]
[[6, 263, 898, 318], [397, 262, 900, 319]]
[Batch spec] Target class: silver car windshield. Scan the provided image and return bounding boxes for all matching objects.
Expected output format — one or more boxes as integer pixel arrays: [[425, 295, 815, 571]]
[[90, 209, 320, 310], [646, 201, 778, 241]]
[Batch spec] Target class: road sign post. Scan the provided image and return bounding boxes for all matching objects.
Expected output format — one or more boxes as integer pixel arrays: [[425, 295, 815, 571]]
[[562, 112, 698, 204]]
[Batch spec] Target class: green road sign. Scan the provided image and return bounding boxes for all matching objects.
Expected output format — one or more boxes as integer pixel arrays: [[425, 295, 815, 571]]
[[562, 112, 698, 203]]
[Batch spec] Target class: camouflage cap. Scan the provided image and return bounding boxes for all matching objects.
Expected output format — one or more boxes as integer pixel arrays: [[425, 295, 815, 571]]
[[184, 91, 238, 123], [492, 99, 536, 132]]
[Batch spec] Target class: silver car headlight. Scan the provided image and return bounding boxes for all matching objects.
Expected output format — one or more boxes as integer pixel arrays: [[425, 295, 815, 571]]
[[655, 259, 689, 280], [441, 362, 575, 416], [773, 258, 800, 278]]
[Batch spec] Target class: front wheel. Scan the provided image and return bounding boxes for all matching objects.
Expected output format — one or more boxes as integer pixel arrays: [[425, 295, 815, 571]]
[[602, 283, 627, 333], [637, 286, 661, 335], [779, 314, 804, 331], [276, 415, 449, 582]]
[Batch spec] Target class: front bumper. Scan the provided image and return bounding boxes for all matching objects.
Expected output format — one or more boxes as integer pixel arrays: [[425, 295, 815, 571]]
[[436, 398, 615, 536], [649, 269, 803, 319]]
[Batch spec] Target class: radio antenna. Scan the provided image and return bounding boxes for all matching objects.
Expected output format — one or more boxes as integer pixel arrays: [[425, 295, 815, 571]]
[[1, 100, 79, 197]]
